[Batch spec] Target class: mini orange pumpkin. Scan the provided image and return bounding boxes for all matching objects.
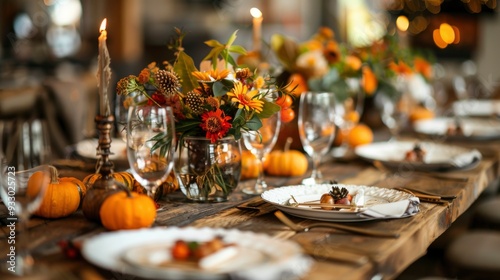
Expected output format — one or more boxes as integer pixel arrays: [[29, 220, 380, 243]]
[[132, 171, 179, 200], [264, 138, 308, 177], [99, 191, 157, 231], [83, 171, 135, 191], [30, 166, 86, 219], [240, 150, 261, 180]]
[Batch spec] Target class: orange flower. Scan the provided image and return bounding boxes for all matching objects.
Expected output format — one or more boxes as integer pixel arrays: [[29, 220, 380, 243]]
[[227, 81, 264, 113], [414, 57, 432, 79], [317, 27, 335, 40], [323, 40, 341, 64], [138, 68, 150, 84], [285, 73, 308, 96], [344, 55, 362, 72], [200, 109, 232, 143], [361, 65, 378, 95], [389, 60, 413, 76]]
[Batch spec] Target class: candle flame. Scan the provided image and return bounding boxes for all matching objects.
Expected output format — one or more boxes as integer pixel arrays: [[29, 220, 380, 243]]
[[250, 7, 262, 18], [99, 18, 107, 32]]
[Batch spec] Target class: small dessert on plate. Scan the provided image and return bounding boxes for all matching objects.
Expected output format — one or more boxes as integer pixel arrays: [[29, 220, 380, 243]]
[[405, 143, 426, 162], [319, 186, 353, 210]]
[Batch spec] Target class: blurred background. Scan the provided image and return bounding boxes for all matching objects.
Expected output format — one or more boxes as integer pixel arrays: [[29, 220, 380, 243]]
[[0, 0, 498, 165]]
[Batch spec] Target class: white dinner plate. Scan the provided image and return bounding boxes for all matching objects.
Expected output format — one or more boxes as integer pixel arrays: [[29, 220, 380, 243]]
[[354, 140, 482, 172], [453, 99, 500, 117], [75, 138, 127, 160], [81, 227, 312, 280], [413, 117, 500, 141], [261, 184, 418, 222]]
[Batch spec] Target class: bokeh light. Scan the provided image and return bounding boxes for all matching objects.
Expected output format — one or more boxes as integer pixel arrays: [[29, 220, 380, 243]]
[[433, 29, 448, 49], [396, 15, 409, 31], [439, 23, 455, 44]]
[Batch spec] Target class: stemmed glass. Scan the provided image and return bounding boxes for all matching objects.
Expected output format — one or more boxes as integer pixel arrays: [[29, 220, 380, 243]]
[[331, 79, 365, 158], [298, 92, 337, 185], [377, 90, 411, 141], [0, 163, 52, 276], [241, 112, 281, 195], [126, 105, 176, 199]]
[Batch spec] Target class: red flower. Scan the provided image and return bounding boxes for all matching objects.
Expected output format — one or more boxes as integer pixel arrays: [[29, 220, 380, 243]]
[[148, 92, 167, 106], [200, 109, 232, 143]]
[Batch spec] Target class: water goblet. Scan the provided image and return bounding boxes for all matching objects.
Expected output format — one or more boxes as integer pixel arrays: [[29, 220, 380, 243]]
[[126, 105, 176, 199], [331, 79, 365, 158], [0, 162, 52, 276], [298, 92, 337, 185], [377, 91, 411, 141], [241, 112, 281, 195]]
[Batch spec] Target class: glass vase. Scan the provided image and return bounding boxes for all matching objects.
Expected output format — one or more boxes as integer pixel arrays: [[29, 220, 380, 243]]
[[175, 136, 242, 202]]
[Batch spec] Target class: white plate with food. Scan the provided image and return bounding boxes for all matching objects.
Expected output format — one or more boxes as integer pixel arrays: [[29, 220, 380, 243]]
[[453, 99, 500, 117], [75, 138, 127, 160], [413, 117, 500, 141], [354, 140, 482, 172], [81, 227, 312, 280], [261, 184, 419, 222]]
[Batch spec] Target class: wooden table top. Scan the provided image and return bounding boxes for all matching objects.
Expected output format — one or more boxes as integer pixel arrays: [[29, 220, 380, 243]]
[[1, 136, 500, 280]]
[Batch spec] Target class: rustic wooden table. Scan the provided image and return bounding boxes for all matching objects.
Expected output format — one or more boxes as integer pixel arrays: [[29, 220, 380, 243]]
[[1, 136, 499, 280]]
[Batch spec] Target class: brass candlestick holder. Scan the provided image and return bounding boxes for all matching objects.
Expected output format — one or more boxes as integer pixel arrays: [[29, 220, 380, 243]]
[[82, 114, 122, 222]]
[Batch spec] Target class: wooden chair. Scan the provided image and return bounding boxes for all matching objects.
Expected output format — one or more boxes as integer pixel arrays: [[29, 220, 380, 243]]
[[470, 196, 500, 231], [445, 230, 500, 279]]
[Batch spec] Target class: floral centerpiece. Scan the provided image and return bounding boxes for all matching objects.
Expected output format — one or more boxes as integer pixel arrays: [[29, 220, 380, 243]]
[[269, 27, 435, 148], [116, 29, 286, 201], [270, 27, 434, 102]]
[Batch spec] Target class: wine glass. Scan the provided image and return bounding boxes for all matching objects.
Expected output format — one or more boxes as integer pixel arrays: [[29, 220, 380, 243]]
[[241, 112, 281, 195], [298, 92, 336, 185], [126, 105, 176, 199], [115, 91, 146, 141], [331, 79, 365, 158], [377, 90, 411, 141], [0, 162, 51, 276]]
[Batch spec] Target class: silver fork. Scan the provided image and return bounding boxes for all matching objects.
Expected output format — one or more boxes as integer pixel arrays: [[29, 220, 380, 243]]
[[274, 211, 399, 238]]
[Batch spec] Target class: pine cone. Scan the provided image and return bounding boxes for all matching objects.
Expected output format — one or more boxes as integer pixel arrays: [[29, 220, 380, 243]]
[[185, 90, 205, 115], [155, 69, 180, 95], [329, 186, 348, 200]]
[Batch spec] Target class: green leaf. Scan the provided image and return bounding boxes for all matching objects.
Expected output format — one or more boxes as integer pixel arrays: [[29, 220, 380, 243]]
[[204, 39, 223, 48], [212, 81, 227, 97], [175, 120, 201, 133], [228, 45, 247, 55], [226, 30, 238, 47], [225, 54, 238, 69], [202, 47, 224, 66], [174, 51, 199, 94], [257, 101, 281, 119], [245, 114, 263, 131], [270, 34, 299, 72]]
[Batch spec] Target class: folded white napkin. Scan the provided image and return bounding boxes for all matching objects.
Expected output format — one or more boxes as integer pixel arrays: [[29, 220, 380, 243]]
[[450, 149, 481, 167], [361, 197, 420, 218]]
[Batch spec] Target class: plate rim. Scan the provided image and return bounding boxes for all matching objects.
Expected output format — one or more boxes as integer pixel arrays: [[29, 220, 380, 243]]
[[354, 140, 482, 171], [261, 184, 417, 222], [413, 117, 500, 141], [81, 227, 310, 279]]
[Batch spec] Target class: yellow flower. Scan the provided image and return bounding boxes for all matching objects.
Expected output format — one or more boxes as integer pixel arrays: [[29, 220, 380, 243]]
[[253, 76, 265, 89], [192, 69, 230, 81], [227, 81, 264, 113]]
